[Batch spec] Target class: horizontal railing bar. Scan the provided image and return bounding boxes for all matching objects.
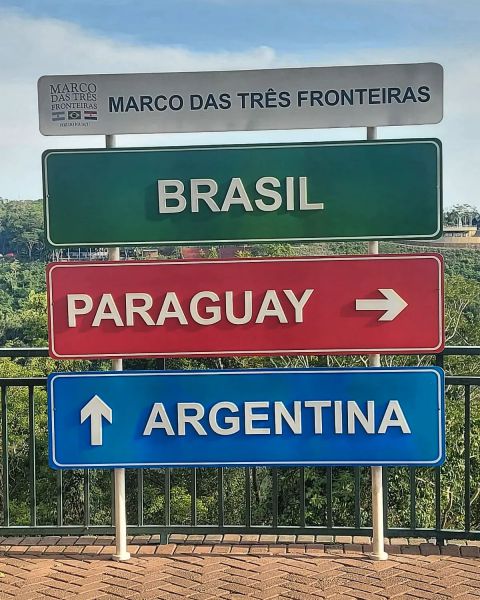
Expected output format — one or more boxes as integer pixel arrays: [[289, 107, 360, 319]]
[[0, 378, 46, 386], [446, 377, 480, 385], [0, 348, 48, 358], [3, 375, 480, 387], [440, 346, 480, 356], [1, 346, 480, 360]]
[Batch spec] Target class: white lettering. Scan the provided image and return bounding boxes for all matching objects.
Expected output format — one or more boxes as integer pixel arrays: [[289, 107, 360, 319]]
[[283, 289, 314, 322], [274, 401, 302, 434], [191, 179, 220, 213], [143, 403, 175, 436], [221, 178, 254, 212], [255, 290, 287, 323], [158, 179, 187, 213], [125, 293, 155, 326], [255, 177, 282, 212], [304, 400, 331, 433], [92, 294, 124, 327], [67, 294, 93, 327], [209, 402, 240, 435], [347, 401, 375, 434], [225, 291, 253, 325], [299, 176, 324, 210], [178, 403, 207, 436], [156, 292, 188, 325], [190, 291, 221, 325], [378, 400, 411, 434], [244, 401, 270, 434], [334, 401, 343, 433]]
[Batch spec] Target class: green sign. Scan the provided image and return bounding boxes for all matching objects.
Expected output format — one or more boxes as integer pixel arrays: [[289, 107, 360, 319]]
[[42, 139, 441, 247]]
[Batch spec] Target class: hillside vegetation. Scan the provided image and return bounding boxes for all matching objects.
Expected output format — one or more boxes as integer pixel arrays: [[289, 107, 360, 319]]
[[0, 198, 479, 533]]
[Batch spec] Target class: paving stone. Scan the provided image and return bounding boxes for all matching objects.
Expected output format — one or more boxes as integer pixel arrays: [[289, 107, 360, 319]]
[[440, 545, 461, 556], [2, 537, 24, 545], [223, 534, 241, 543], [343, 543, 363, 553], [407, 538, 428, 545], [204, 534, 223, 543], [74, 536, 97, 545], [169, 534, 187, 543], [325, 544, 344, 554], [248, 545, 269, 554], [38, 536, 62, 545], [460, 545, 480, 557], [155, 543, 176, 555], [296, 535, 315, 543], [194, 545, 213, 554], [420, 543, 440, 555], [240, 534, 260, 543], [44, 546, 67, 554], [353, 536, 372, 544], [259, 534, 278, 543], [1, 537, 480, 600], [93, 536, 115, 545], [131, 535, 152, 544], [27, 545, 47, 553], [57, 537, 80, 545], [174, 545, 195, 554], [137, 544, 156, 554], [449, 539, 467, 545], [277, 535, 296, 543], [7, 545, 27, 553], [316, 535, 334, 543], [186, 535, 205, 543], [402, 545, 420, 554], [334, 535, 353, 544], [229, 545, 249, 554], [19, 537, 43, 546]]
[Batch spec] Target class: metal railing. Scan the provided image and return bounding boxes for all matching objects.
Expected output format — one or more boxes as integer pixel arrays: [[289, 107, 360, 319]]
[[0, 347, 479, 543]]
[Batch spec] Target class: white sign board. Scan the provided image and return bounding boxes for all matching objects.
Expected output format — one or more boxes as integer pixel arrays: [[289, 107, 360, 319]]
[[38, 63, 443, 136]]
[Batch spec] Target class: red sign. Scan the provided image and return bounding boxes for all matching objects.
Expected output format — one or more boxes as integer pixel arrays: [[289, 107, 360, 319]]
[[47, 255, 444, 359]]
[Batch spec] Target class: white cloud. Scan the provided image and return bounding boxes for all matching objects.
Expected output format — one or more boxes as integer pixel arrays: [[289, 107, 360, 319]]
[[0, 7, 479, 209]]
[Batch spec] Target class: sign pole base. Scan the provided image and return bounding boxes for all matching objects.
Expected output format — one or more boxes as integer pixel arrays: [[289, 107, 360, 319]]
[[112, 467, 131, 562]]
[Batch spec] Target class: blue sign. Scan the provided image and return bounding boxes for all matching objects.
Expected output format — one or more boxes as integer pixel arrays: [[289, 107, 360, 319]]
[[48, 367, 445, 469]]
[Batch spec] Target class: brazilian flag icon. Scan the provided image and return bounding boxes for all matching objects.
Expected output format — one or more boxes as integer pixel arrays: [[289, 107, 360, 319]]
[[68, 111, 81, 120]]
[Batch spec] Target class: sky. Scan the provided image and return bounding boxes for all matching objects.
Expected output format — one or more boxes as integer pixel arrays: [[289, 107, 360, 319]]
[[0, 0, 479, 207]]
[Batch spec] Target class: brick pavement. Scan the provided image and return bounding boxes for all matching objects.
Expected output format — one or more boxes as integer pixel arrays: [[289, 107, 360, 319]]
[[0, 535, 479, 599]]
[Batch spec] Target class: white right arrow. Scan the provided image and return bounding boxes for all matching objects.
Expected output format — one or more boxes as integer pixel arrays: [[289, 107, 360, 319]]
[[80, 395, 112, 446], [355, 288, 408, 322]]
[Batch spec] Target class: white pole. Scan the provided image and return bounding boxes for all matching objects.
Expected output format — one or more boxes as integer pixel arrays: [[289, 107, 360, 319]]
[[106, 133, 131, 562], [367, 126, 388, 561]]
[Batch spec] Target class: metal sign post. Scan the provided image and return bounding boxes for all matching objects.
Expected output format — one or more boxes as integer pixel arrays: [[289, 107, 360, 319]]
[[106, 134, 130, 562], [367, 126, 388, 561]]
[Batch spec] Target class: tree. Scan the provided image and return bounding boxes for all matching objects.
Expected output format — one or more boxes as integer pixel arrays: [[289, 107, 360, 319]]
[[444, 204, 480, 227]]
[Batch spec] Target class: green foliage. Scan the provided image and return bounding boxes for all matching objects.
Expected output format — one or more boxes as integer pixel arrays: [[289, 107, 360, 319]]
[[2, 200, 480, 532], [444, 204, 480, 227], [0, 200, 45, 260]]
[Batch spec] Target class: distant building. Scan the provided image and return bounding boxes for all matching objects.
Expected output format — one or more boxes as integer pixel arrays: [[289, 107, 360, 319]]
[[437, 225, 480, 246]]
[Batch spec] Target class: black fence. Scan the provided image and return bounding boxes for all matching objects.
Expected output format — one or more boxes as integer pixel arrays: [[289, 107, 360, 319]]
[[0, 347, 478, 543]]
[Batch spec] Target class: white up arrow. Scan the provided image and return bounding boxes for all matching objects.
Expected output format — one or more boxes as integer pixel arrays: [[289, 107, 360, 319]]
[[80, 395, 112, 446], [355, 288, 408, 322]]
